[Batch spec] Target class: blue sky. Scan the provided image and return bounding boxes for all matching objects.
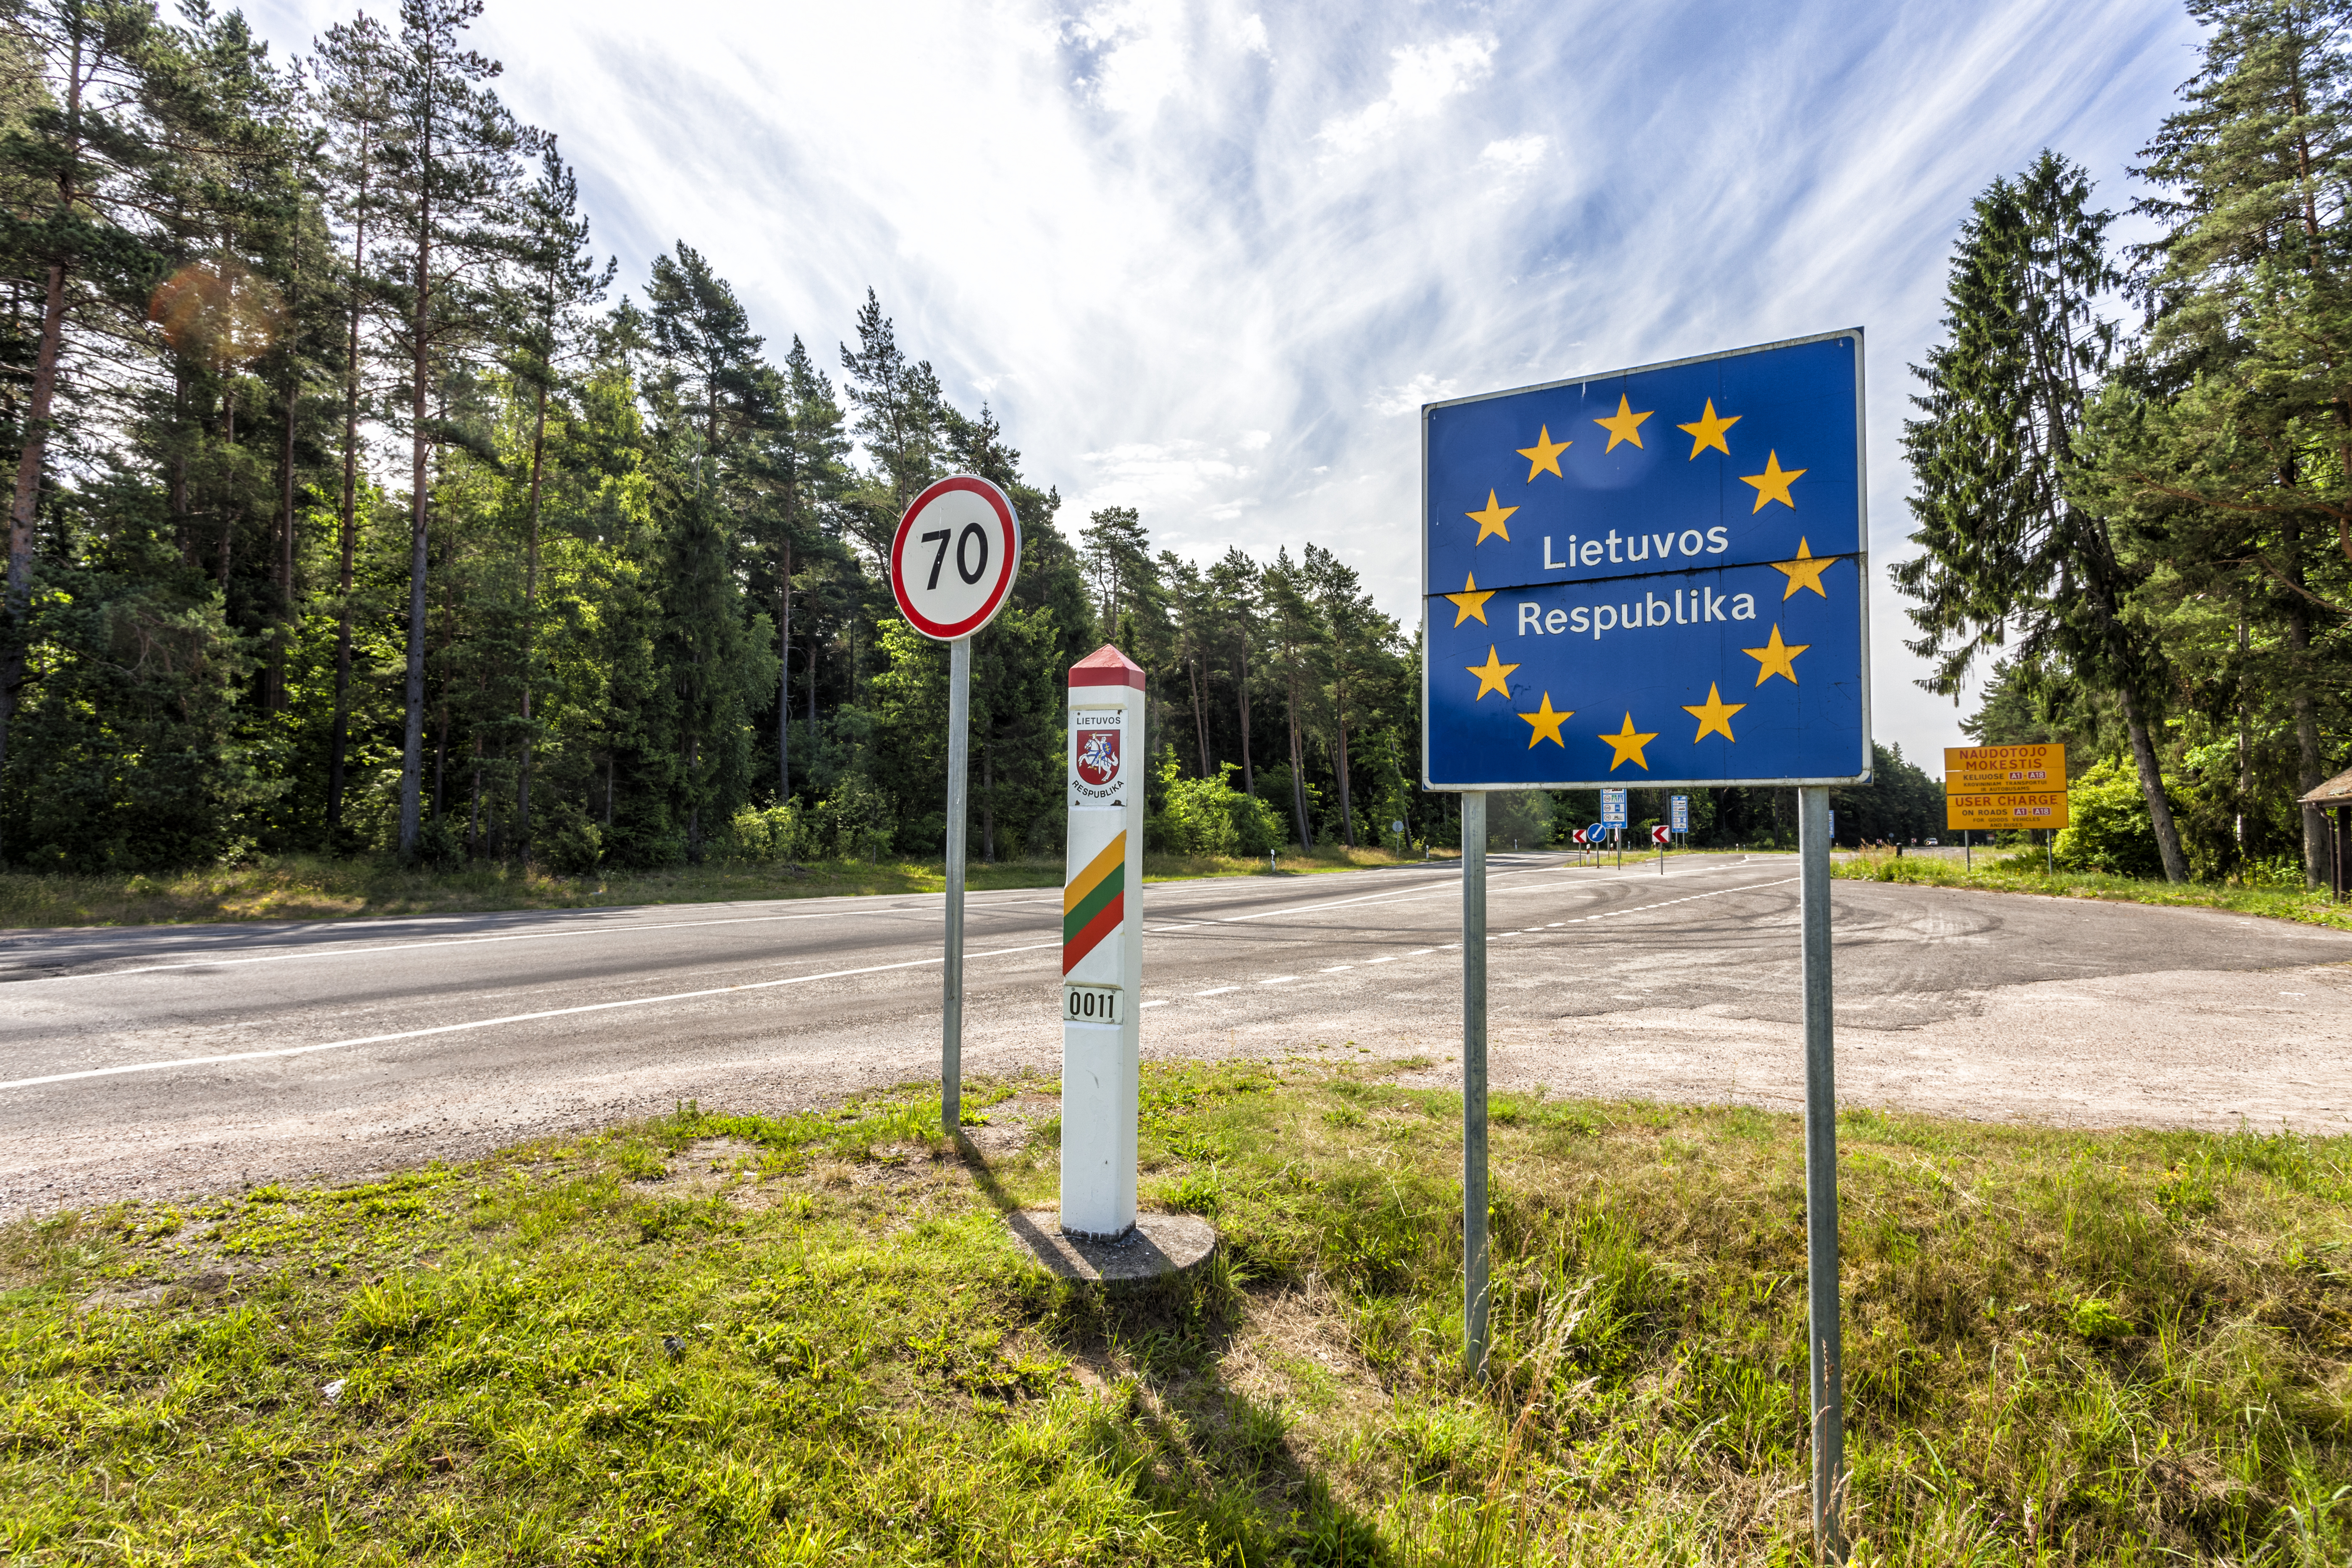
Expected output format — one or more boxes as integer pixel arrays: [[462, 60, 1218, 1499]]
[[254, 0, 2206, 774]]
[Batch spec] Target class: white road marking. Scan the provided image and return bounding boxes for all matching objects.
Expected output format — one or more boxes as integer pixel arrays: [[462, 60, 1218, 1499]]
[[0, 937, 1067, 1093], [1140, 1000, 1169, 1009], [1364, 956, 1397, 964], [1194, 986, 1239, 996], [1409, 948, 1435, 956]]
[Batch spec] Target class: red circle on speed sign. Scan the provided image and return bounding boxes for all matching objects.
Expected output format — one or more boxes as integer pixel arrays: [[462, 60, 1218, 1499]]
[[889, 475, 1022, 641]]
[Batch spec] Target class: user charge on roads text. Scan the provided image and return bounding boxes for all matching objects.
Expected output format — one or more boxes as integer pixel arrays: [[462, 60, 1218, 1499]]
[[1421, 331, 1871, 788]]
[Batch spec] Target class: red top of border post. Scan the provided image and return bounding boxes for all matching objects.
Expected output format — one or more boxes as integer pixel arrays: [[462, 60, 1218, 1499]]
[[1069, 644, 1146, 690]]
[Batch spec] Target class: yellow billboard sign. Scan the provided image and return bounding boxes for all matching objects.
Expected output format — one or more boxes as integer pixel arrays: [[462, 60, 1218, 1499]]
[[1944, 743, 2066, 794], [1945, 791, 2070, 830]]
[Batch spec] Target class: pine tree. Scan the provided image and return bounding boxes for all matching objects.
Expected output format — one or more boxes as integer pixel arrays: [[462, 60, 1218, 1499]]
[[1261, 548, 1325, 848], [0, 0, 169, 860], [376, 0, 530, 861], [312, 11, 392, 832], [509, 142, 610, 850], [1894, 151, 2192, 881]]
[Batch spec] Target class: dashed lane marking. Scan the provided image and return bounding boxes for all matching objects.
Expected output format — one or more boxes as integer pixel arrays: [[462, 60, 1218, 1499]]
[[0, 937, 1069, 1093]]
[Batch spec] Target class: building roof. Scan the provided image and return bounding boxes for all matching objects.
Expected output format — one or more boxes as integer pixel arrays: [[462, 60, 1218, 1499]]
[[2299, 764, 2352, 805]]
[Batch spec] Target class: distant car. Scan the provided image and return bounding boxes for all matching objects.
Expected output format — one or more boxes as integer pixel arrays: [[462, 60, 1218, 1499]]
[[1925, 838, 1938, 846]]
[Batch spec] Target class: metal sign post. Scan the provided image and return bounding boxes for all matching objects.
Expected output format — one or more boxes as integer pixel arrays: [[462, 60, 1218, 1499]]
[[1798, 785, 1843, 1551], [1462, 790, 1489, 1373], [1061, 646, 1148, 1237], [886, 476, 1023, 1140], [1421, 329, 1869, 1560]]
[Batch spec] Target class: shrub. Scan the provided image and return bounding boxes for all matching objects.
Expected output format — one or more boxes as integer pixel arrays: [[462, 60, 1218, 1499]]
[[725, 801, 806, 864], [815, 774, 897, 861], [2053, 758, 2165, 878], [541, 806, 603, 876], [1156, 756, 1284, 857]]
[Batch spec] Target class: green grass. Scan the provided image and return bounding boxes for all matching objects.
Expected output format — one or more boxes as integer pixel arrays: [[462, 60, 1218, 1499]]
[[9, 1062, 2352, 1564], [1832, 844, 2352, 932], [0, 844, 1437, 930]]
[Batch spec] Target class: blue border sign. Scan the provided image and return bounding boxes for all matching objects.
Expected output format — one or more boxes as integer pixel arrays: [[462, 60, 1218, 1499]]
[[1421, 330, 1870, 789]]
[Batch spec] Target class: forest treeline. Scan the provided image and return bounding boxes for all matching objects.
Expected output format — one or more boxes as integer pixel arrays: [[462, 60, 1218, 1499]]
[[9, 0, 2323, 883], [0, 0, 1447, 874], [0, 0, 1934, 876], [1903, 0, 2352, 887]]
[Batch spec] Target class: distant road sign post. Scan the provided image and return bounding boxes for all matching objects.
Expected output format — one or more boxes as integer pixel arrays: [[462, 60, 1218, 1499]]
[[1671, 793, 1690, 835], [1423, 330, 1868, 1559], [889, 476, 1022, 1139], [1945, 745, 2068, 876]]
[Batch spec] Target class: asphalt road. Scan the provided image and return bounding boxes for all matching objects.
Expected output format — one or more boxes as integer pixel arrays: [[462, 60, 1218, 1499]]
[[4, 851, 2350, 1215]]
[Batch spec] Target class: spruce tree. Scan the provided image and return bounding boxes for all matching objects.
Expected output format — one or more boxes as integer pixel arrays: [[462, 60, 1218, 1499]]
[[2101, 0, 2352, 882], [1894, 151, 2192, 881]]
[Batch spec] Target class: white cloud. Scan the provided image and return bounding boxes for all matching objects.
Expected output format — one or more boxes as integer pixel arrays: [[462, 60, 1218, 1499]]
[[1479, 134, 1548, 173], [239, 0, 2201, 764], [1370, 374, 1458, 418], [1070, 2, 1188, 121], [1315, 33, 1496, 157]]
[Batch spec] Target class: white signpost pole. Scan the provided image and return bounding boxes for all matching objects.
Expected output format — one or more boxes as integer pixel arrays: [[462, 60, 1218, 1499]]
[[884, 476, 1022, 1143], [1060, 646, 1147, 1237]]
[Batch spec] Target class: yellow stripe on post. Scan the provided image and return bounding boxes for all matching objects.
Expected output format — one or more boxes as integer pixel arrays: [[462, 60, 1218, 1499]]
[[1064, 832, 1127, 914]]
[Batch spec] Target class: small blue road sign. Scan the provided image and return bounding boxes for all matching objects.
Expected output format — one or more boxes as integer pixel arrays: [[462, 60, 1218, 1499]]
[[1671, 794, 1690, 832], [1601, 788, 1628, 825], [1422, 331, 1870, 789], [1583, 823, 1604, 844]]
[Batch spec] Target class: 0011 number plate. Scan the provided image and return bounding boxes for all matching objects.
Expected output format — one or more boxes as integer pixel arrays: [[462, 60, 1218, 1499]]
[[1063, 985, 1123, 1025]]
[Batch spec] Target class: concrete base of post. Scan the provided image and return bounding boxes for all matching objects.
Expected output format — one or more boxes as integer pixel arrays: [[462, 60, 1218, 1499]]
[[1002, 1210, 1218, 1286]]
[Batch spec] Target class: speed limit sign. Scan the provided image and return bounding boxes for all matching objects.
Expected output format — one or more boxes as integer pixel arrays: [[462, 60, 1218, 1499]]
[[889, 475, 1023, 1140], [889, 476, 1022, 641]]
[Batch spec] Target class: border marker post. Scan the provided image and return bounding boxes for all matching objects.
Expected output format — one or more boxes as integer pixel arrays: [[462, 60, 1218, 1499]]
[[885, 475, 1022, 1142], [1061, 645, 1147, 1238]]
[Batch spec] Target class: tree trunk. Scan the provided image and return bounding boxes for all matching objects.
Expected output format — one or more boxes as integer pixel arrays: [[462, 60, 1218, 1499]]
[[777, 541, 791, 799], [269, 377, 297, 714], [2117, 686, 2187, 883], [327, 131, 370, 830], [218, 396, 236, 590], [1286, 685, 1312, 849], [2288, 599, 2326, 885], [1334, 709, 1356, 848], [0, 257, 69, 863], [398, 202, 433, 859], [516, 378, 548, 854], [2, 40, 86, 856], [1236, 659, 1254, 796], [1188, 654, 1209, 776]]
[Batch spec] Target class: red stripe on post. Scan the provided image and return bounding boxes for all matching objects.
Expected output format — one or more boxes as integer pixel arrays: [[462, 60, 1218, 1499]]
[[1062, 892, 1124, 974]]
